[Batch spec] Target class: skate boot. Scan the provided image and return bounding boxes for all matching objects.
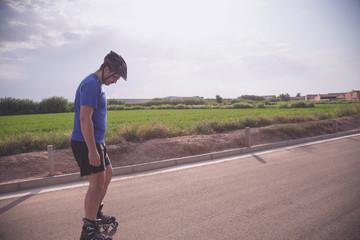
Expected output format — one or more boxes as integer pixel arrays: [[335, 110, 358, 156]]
[[80, 218, 112, 240], [97, 203, 119, 230]]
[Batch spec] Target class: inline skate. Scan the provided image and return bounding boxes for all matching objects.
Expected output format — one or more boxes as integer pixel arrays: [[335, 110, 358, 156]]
[[97, 203, 119, 230], [80, 218, 112, 240]]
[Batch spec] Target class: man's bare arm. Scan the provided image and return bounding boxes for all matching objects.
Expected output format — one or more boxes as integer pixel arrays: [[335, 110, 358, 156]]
[[80, 105, 100, 167]]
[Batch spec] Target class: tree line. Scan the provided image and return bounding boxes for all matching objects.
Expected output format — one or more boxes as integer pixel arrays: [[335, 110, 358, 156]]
[[0, 97, 74, 115], [0, 93, 296, 116]]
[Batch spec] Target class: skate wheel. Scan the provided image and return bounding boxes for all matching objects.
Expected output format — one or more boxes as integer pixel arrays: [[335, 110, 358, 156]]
[[112, 222, 119, 228]]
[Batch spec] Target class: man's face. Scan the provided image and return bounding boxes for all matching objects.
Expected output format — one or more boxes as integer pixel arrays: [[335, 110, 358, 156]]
[[103, 66, 121, 85], [103, 72, 120, 86]]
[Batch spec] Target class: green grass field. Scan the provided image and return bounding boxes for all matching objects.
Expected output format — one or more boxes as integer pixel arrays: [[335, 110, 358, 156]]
[[0, 103, 359, 155], [0, 106, 337, 140]]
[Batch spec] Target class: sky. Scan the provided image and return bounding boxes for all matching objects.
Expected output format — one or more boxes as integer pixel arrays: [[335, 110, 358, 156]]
[[0, 0, 359, 101]]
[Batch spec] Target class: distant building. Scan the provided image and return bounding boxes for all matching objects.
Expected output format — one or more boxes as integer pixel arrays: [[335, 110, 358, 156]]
[[345, 90, 360, 101], [182, 96, 204, 100], [163, 96, 182, 100], [314, 94, 338, 101], [118, 99, 151, 103], [305, 94, 317, 101], [163, 96, 204, 100], [307, 93, 346, 101], [261, 95, 276, 100], [336, 95, 346, 100], [329, 93, 347, 100], [290, 96, 305, 101], [117, 96, 204, 103]]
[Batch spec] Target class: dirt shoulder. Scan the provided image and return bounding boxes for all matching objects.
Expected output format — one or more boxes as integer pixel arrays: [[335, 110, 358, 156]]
[[1, 114, 360, 184]]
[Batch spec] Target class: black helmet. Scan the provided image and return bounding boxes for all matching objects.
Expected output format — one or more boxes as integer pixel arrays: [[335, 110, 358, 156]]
[[104, 51, 127, 80]]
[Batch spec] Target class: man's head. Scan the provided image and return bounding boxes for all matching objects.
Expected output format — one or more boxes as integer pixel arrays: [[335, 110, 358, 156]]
[[100, 51, 127, 85]]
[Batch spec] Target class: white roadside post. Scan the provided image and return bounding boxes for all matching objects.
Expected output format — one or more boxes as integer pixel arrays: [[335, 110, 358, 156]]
[[333, 119, 338, 133], [48, 145, 54, 176], [245, 127, 251, 147]]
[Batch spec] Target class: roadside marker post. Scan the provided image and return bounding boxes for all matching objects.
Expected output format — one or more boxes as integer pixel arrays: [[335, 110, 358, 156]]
[[333, 120, 338, 133], [245, 127, 251, 147], [48, 145, 54, 176]]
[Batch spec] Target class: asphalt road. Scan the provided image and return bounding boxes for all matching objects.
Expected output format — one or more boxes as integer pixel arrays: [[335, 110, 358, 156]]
[[1, 135, 360, 240]]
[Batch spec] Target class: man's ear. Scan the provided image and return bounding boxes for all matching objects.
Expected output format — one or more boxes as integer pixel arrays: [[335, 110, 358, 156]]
[[103, 66, 110, 75]]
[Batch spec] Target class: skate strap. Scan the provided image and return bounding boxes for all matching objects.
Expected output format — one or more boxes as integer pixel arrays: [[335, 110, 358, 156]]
[[82, 218, 100, 226]]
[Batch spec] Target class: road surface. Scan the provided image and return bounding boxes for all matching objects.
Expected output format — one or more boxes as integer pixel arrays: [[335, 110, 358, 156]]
[[1, 135, 360, 240]]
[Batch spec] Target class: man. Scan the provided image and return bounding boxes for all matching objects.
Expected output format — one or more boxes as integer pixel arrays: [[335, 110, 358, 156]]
[[71, 51, 127, 240]]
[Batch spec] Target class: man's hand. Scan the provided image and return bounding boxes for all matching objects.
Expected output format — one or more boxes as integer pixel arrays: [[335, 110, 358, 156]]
[[88, 149, 101, 167]]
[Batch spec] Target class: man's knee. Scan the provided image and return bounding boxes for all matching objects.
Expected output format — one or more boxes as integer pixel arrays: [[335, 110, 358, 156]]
[[106, 164, 113, 175], [105, 165, 113, 182], [88, 172, 106, 193]]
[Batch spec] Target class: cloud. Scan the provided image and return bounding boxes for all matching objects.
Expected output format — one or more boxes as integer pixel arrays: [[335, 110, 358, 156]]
[[0, 0, 93, 56], [0, 1, 30, 43], [0, 0, 359, 100]]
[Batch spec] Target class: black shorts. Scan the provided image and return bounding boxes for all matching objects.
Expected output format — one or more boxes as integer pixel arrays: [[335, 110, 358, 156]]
[[71, 140, 111, 177]]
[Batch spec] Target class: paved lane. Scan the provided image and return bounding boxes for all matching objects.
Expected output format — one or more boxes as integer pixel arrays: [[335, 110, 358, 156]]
[[1, 135, 360, 239]]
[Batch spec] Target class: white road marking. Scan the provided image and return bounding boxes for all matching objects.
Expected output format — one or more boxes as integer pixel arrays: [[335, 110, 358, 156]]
[[1, 133, 359, 201]]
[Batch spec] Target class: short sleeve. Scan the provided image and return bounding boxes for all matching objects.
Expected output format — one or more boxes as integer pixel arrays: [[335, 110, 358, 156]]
[[79, 81, 100, 109]]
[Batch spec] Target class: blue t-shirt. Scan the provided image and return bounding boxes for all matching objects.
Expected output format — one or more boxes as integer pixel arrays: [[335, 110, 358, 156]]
[[71, 73, 107, 143]]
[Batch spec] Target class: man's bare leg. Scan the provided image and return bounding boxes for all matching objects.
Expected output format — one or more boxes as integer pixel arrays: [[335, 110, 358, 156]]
[[85, 171, 105, 220], [99, 164, 113, 204], [94, 165, 118, 230]]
